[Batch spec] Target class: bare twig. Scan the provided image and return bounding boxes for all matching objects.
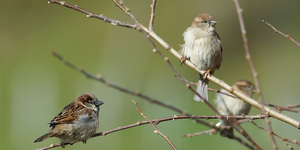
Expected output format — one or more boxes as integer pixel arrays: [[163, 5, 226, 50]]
[[264, 103, 300, 113], [233, 1, 277, 149], [113, 0, 139, 24], [95, 114, 265, 138], [182, 129, 217, 137], [149, 0, 157, 31], [288, 104, 300, 109], [132, 100, 177, 149], [47, 0, 136, 29], [262, 20, 300, 47], [36, 143, 62, 150], [37, 114, 264, 150], [174, 75, 197, 85], [251, 121, 300, 146], [286, 143, 295, 150]]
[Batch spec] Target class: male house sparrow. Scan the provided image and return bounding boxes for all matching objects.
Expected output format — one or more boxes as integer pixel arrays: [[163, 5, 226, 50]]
[[215, 80, 255, 138], [180, 13, 222, 101], [34, 93, 104, 148]]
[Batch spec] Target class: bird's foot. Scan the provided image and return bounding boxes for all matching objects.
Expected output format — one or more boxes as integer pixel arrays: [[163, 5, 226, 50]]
[[82, 140, 87, 144], [60, 142, 65, 148], [180, 56, 190, 66], [203, 69, 212, 79]]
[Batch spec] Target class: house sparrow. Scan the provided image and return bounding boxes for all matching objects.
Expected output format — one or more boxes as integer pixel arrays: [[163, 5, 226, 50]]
[[215, 80, 255, 139], [180, 13, 222, 101], [34, 93, 104, 148]]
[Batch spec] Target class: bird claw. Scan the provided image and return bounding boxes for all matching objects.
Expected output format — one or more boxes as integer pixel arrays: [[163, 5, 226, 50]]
[[180, 57, 189, 66], [203, 69, 212, 79]]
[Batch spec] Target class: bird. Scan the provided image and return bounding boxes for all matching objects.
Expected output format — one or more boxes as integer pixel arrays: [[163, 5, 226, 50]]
[[34, 93, 104, 148], [215, 80, 256, 139], [180, 13, 222, 102]]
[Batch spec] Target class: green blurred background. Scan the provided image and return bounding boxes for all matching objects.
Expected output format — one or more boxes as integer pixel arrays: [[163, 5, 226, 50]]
[[1, 0, 300, 149]]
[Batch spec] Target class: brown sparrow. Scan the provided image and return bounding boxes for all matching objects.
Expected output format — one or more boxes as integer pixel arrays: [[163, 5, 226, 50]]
[[180, 13, 222, 101], [34, 93, 104, 148], [215, 80, 255, 138]]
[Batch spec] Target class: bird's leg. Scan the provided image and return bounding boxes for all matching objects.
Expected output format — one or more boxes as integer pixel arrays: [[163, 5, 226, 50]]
[[203, 68, 212, 79], [180, 56, 190, 66], [60, 142, 65, 148], [82, 140, 87, 144]]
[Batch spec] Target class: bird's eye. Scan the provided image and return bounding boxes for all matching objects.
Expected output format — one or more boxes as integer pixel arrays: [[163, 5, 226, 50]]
[[202, 21, 207, 23], [246, 85, 251, 89]]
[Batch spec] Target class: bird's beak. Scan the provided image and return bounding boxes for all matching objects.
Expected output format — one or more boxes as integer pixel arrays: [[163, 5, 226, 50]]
[[95, 100, 104, 106], [209, 20, 217, 26], [252, 89, 257, 93]]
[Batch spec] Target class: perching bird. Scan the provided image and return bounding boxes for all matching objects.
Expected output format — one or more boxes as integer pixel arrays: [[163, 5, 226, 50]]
[[180, 13, 222, 101], [34, 93, 104, 148], [215, 80, 256, 138]]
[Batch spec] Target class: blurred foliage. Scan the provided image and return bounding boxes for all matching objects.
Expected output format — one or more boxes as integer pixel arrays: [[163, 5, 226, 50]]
[[1, 0, 300, 150]]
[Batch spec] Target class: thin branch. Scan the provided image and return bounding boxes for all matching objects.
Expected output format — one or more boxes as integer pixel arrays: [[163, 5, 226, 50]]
[[113, 0, 139, 25], [132, 100, 177, 150], [96, 114, 266, 138], [286, 143, 295, 150], [36, 143, 62, 150], [147, 38, 186, 84], [37, 114, 264, 150], [233, 0, 277, 149], [262, 20, 300, 47], [288, 104, 300, 109], [264, 103, 300, 113], [149, 0, 157, 31], [48, 0, 136, 29], [182, 129, 217, 137], [182, 128, 254, 149], [251, 121, 300, 146]]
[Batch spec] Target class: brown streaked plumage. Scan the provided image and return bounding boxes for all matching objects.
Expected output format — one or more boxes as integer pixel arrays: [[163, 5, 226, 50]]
[[181, 13, 222, 102], [34, 93, 104, 148], [215, 80, 256, 139]]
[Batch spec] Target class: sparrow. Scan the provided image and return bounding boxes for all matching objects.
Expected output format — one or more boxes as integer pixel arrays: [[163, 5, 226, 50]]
[[180, 13, 222, 101], [34, 93, 104, 148], [215, 80, 256, 139]]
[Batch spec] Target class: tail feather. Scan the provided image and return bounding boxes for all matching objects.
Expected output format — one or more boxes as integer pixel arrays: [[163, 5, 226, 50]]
[[220, 127, 234, 139], [34, 132, 53, 143], [193, 75, 209, 101], [216, 121, 234, 139]]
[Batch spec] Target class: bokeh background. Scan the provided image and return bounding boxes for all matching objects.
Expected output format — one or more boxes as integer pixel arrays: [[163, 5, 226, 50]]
[[1, 0, 300, 149]]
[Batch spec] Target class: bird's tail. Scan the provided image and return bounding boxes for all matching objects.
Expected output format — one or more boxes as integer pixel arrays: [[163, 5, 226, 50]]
[[216, 121, 234, 139], [34, 132, 53, 143], [220, 127, 234, 139], [193, 75, 209, 101]]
